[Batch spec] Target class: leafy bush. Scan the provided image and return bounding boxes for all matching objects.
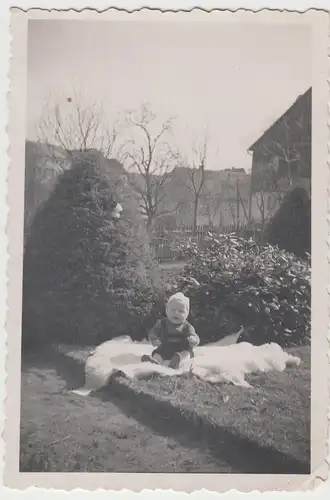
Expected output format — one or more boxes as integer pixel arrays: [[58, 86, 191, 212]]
[[264, 187, 311, 259], [22, 149, 163, 348], [168, 233, 311, 347]]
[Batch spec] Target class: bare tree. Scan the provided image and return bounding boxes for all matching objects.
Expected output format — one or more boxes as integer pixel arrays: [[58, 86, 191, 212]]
[[37, 88, 124, 169], [181, 131, 209, 236], [200, 172, 248, 230], [202, 191, 223, 228], [254, 190, 279, 230], [123, 103, 181, 229], [202, 182, 227, 228]]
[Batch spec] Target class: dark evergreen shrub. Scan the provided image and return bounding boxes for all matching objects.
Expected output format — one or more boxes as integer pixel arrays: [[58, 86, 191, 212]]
[[22, 149, 162, 348], [264, 187, 311, 259]]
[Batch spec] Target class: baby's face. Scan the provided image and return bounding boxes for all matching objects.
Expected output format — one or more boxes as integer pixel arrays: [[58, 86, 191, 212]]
[[167, 302, 188, 324]]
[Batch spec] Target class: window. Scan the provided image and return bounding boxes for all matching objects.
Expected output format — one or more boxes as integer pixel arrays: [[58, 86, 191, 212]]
[[199, 204, 209, 216]]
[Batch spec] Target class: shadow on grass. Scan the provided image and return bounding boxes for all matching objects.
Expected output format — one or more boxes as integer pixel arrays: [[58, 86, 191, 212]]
[[98, 379, 309, 475], [21, 347, 310, 475], [21, 346, 86, 391]]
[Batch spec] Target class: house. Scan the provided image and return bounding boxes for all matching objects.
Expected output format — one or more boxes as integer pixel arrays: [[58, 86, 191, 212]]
[[247, 87, 312, 227], [24, 141, 72, 240], [154, 166, 251, 229]]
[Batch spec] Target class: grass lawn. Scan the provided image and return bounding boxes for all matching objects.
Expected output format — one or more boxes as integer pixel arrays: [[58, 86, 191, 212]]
[[121, 345, 310, 471], [20, 349, 238, 473], [53, 342, 310, 473]]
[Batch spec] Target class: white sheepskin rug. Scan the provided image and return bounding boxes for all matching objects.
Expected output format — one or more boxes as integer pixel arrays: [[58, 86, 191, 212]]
[[71, 335, 301, 397]]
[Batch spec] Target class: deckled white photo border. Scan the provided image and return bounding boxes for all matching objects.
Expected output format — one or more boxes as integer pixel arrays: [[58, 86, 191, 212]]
[[1, 4, 329, 495]]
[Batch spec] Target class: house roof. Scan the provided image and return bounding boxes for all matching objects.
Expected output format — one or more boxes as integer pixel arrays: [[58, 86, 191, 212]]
[[171, 166, 247, 178], [125, 166, 251, 205], [166, 166, 251, 201], [248, 87, 312, 152]]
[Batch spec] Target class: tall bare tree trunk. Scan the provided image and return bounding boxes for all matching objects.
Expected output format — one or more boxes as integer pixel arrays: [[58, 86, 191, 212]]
[[193, 200, 198, 237], [236, 179, 240, 232]]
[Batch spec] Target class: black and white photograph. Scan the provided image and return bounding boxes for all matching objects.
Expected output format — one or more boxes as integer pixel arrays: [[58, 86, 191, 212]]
[[3, 7, 329, 493]]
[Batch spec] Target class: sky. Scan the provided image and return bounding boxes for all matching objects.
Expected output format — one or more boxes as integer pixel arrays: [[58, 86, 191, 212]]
[[27, 20, 311, 171]]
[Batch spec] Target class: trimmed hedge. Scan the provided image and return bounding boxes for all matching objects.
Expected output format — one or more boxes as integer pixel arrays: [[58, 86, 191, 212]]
[[22, 150, 163, 348], [264, 187, 311, 260]]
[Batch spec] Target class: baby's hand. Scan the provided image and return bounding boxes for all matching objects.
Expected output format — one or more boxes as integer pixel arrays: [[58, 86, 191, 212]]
[[151, 338, 161, 347], [187, 335, 199, 347]]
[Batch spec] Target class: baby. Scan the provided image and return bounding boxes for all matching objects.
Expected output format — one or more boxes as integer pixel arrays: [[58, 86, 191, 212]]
[[141, 292, 200, 369]]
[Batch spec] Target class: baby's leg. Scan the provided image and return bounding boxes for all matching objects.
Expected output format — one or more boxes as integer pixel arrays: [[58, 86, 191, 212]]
[[141, 346, 165, 365], [151, 352, 164, 364], [169, 349, 193, 369]]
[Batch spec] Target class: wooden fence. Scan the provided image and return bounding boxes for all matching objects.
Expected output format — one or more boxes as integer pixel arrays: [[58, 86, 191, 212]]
[[151, 224, 261, 262]]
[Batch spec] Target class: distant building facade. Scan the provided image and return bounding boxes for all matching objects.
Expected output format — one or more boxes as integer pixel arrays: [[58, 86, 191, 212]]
[[155, 167, 251, 229]]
